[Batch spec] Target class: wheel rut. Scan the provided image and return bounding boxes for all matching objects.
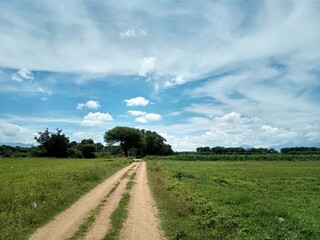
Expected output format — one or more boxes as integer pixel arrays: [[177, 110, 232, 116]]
[[29, 161, 166, 240]]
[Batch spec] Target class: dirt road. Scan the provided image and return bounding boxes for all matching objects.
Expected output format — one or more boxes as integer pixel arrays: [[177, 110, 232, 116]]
[[120, 161, 166, 240], [29, 161, 166, 240]]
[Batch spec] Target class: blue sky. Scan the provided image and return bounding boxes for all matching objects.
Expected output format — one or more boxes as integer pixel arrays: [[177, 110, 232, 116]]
[[0, 0, 319, 151]]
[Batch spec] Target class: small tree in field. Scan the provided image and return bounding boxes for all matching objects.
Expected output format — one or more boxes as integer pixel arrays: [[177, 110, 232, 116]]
[[104, 126, 146, 157], [80, 139, 96, 158], [34, 128, 70, 158]]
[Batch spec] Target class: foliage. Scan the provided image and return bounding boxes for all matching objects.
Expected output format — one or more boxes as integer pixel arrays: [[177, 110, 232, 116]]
[[104, 126, 146, 157], [104, 126, 173, 157], [147, 160, 320, 239], [141, 130, 174, 156], [145, 153, 320, 161], [0, 145, 32, 157], [196, 146, 278, 154], [0, 157, 130, 240], [281, 147, 320, 154], [80, 139, 96, 159], [34, 128, 70, 158]]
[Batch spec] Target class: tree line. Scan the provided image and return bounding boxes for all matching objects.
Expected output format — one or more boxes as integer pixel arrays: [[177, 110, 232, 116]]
[[196, 146, 320, 155], [0, 126, 173, 158]]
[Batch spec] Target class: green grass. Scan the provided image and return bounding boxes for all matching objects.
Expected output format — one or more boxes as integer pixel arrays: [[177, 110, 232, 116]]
[[145, 153, 320, 161], [68, 181, 121, 240], [103, 171, 136, 240], [102, 193, 131, 240], [147, 159, 320, 240], [0, 157, 130, 240]]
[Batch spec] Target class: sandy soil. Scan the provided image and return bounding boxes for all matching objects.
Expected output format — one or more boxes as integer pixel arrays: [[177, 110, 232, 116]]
[[29, 163, 135, 240], [81, 163, 139, 240], [120, 161, 166, 240], [29, 160, 166, 240]]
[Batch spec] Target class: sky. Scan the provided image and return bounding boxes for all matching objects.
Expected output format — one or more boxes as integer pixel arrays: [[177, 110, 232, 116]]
[[0, 0, 319, 151]]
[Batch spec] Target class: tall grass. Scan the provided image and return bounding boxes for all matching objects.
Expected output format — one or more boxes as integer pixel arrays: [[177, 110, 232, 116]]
[[148, 160, 320, 239], [0, 157, 130, 240]]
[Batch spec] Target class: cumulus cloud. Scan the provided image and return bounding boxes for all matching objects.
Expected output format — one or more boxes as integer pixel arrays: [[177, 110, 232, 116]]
[[81, 112, 113, 126], [119, 28, 147, 39], [128, 110, 146, 116], [128, 110, 162, 123], [0, 121, 34, 143], [124, 96, 149, 106], [11, 69, 34, 82], [136, 113, 162, 123], [260, 125, 296, 139], [77, 100, 101, 110]]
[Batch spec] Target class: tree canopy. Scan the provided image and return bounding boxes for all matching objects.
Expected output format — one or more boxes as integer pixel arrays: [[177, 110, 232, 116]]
[[80, 139, 96, 158], [104, 126, 146, 157], [141, 130, 173, 156], [104, 126, 173, 157], [34, 128, 69, 158]]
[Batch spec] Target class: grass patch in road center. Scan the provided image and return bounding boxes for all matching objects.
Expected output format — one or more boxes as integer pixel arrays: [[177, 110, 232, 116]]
[[103, 171, 136, 240], [102, 193, 131, 240]]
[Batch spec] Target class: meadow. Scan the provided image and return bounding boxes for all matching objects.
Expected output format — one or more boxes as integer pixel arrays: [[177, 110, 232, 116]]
[[147, 159, 320, 240], [0, 157, 130, 240]]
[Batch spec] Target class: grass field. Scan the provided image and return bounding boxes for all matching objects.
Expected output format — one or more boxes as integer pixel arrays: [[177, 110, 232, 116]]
[[0, 157, 130, 240], [147, 159, 320, 240]]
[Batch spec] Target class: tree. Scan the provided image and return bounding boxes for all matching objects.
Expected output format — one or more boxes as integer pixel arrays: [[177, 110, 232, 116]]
[[104, 126, 146, 157], [34, 128, 70, 158], [141, 130, 173, 156], [80, 139, 96, 158]]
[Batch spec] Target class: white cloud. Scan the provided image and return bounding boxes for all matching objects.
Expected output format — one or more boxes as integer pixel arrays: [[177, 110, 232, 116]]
[[218, 112, 260, 125], [128, 110, 162, 123], [81, 112, 113, 126], [0, 1, 319, 150], [0, 121, 35, 144], [260, 125, 297, 139], [136, 113, 162, 123], [119, 28, 147, 39], [72, 131, 104, 143], [77, 100, 101, 110], [128, 110, 146, 116], [139, 57, 158, 77], [11, 69, 34, 82], [164, 75, 185, 88], [124, 96, 149, 106], [37, 86, 53, 95]]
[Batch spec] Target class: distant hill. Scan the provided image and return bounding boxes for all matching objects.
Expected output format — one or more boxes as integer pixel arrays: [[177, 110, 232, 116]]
[[240, 144, 253, 149], [0, 143, 33, 148]]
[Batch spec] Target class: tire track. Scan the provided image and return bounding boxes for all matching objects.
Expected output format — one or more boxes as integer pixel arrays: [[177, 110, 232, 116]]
[[29, 163, 135, 240], [120, 161, 166, 240], [81, 163, 140, 240]]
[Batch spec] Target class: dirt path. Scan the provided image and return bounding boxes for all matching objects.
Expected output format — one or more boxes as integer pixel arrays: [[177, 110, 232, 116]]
[[29, 160, 166, 240], [120, 161, 166, 240], [29, 163, 135, 240], [81, 163, 140, 240]]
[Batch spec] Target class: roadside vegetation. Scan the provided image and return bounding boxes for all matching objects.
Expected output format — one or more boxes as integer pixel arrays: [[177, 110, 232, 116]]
[[0, 157, 130, 240], [147, 159, 320, 239], [145, 153, 320, 161], [0, 126, 174, 158]]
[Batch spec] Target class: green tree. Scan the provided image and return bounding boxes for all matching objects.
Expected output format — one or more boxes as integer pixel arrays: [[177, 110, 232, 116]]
[[142, 130, 173, 156], [104, 126, 146, 157], [80, 139, 96, 158], [34, 128, 70, 158]]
